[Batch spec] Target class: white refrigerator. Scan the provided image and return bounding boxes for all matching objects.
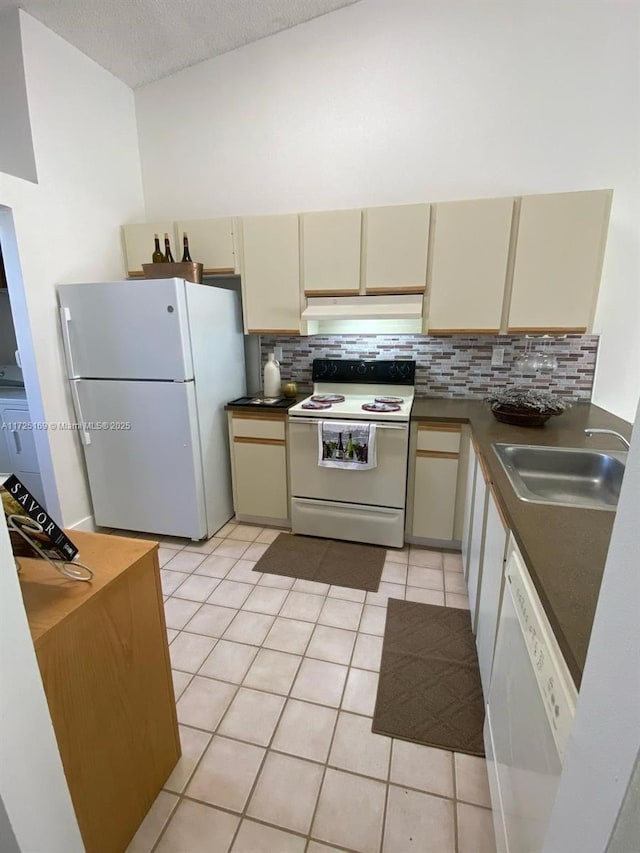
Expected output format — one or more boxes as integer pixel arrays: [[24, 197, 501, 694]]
[[57, 278, 246, 540]]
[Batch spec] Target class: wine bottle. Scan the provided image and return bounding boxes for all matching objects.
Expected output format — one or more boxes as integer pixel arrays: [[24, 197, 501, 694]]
[[164, 233, 174, 263], [181, 232, 192, 262], [152, 233, 166, 263], [336, 432, 345, 459], [346, 432, 355, 460]]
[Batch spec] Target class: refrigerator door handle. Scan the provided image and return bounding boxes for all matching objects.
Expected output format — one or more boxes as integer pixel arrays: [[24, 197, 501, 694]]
[[60, 306, 79, 378], [69, 381, 91, 446]]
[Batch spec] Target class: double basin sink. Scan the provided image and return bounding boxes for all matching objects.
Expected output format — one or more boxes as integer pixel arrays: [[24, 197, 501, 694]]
[[493, 443, 627, 511]]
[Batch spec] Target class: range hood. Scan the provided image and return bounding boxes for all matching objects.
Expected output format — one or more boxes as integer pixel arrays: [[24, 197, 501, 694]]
[[300, 294, 424, 335]]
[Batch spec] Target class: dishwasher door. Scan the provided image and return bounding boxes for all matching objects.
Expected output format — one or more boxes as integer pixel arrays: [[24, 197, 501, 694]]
[[485, 547, 577, 853]]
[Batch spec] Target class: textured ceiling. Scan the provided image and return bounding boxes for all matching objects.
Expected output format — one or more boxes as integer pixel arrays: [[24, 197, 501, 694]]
[[0, 0, 360, 88]]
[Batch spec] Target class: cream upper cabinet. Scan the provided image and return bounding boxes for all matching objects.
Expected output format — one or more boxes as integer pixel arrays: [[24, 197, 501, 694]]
[[363, 204, 430, 293], [426, 197, 514, 333], [508, 189, 612, 333], [122, 222, 174, 277], [239, 214, 301, 335], [175, 218, 236, 274], [301, 209, 361, 294]]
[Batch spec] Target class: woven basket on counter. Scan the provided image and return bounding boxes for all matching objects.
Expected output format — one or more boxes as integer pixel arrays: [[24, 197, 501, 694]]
[[141, 262, 203, 283]]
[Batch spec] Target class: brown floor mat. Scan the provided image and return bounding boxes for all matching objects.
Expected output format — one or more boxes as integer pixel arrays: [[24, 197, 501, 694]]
[[372, 599, 485, 756], [253, 533, 385, 592]]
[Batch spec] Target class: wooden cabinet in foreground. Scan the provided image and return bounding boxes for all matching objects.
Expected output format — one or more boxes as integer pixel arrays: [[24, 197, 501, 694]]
[[508, 189, 612, 332], [427, 197, 514, 333], [228, 411, 289, 525], [363, 203, 430, 294], [239, 214, 301, 334], [408, 422, 462, 542], [18, 530, 180, 853]]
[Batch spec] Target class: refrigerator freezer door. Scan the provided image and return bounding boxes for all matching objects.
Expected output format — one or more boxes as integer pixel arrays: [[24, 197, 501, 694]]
[[58, 279, 193, 380], [75, 378, 207, 538]]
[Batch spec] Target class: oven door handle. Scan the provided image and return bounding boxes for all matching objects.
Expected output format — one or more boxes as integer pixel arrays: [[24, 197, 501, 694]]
[[289, 417, 407, 430]]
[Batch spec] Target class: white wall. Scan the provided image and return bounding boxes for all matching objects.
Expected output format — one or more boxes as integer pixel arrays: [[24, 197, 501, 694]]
[[0, 512, 84, 852], [0, 9, 37, 184], [543, 396, 640, 853], [135, 0, 640, 422], [0, 11, 145, 527]]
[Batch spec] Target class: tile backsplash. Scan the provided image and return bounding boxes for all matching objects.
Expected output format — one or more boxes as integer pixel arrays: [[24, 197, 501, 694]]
[[260, 334, 599, 401]]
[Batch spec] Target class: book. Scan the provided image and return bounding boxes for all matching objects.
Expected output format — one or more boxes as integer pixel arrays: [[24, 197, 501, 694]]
[[1, 474, 78, 561]]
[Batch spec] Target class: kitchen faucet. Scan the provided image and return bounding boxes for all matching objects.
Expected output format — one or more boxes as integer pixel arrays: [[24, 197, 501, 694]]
[[584, 428, 630, 450]]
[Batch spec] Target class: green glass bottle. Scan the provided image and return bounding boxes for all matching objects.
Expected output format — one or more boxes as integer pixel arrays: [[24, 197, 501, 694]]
[[152, 233, 166, 263]]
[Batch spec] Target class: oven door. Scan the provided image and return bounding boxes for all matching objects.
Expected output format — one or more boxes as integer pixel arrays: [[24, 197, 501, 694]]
[[288, 417, 409, 508]]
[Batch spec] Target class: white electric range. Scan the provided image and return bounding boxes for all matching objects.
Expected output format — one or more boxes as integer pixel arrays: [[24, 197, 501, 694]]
[[288, 359, 416, 548]]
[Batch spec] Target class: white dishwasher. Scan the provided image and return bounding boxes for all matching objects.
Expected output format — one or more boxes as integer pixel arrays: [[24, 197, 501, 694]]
[[485, 544, 577, 853]]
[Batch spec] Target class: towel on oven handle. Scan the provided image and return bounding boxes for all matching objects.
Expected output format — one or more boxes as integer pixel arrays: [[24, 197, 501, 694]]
[[317, 421, 377, 470]]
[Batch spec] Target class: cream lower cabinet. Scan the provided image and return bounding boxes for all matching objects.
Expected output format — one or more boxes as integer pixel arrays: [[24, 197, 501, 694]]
[[408, 423, 461, 542], [467, 453, 489, 632], [228, 412, 289, 525], [475, 488, 509, 695]]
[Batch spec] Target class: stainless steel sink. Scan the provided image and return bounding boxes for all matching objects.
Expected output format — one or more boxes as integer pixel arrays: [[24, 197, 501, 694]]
[[492, 443, 627, 510]]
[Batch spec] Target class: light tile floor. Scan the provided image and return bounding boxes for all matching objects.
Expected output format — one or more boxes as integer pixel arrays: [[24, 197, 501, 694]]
[[121, 521, 496, 853]]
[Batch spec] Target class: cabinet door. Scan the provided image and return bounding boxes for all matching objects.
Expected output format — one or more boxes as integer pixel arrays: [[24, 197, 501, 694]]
[[467, 458, 488, 631], [461, 441, 478, 578], [121, 222, 174, 277], [231, 415, 288, 522], [175, 218, 236, 274], [240, 215, 301, 334], [508, 189, 612, 332], [411, 424, 461, 541], [475, 489, 509, 695], [427, 197, 514, 333], [363, 204, 430, 293], [2, 407, 39, 473], [301, 209, 361, 294]]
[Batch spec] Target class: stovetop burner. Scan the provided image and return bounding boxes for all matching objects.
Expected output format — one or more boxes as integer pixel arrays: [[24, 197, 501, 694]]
[[362, 402, 401, 413], [311, 394, 345, 403], [302, 400, 332, 410]]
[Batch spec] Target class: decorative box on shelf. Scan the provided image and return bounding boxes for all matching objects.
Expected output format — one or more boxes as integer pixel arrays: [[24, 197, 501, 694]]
[[141, 262, 203, 283]]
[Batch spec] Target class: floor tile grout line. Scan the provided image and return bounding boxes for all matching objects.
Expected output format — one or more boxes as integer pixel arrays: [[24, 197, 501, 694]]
[[222, 589, 319, 852], [300, 595, 372, 851], [154, 526, 482, 852]]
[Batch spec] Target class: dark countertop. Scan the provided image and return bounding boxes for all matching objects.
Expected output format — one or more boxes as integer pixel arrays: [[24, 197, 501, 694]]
[[411, 397, 632, 688], [225, 395, 303, 414]]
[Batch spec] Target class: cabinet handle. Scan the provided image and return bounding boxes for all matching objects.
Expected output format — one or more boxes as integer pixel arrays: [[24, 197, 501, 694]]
[[12, 430, 21, 454]]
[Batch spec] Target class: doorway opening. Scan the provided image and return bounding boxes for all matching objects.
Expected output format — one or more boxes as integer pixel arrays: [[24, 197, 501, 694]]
[[0, 204, 61, 519]]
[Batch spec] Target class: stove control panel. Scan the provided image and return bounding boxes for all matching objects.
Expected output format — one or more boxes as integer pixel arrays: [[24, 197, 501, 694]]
[[312, 359, 416, 385]]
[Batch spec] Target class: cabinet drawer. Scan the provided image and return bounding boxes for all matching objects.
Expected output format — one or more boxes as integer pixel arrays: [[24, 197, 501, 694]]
[[232, 415, 286, 441], [417, 423, 461, 454]]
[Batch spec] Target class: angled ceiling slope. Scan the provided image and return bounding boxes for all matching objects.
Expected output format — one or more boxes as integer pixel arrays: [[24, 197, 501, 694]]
[[0, 0, 360, 88]]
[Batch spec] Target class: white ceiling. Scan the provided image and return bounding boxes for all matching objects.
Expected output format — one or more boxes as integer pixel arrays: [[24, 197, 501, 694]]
[[0, 0, 360, 88]]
